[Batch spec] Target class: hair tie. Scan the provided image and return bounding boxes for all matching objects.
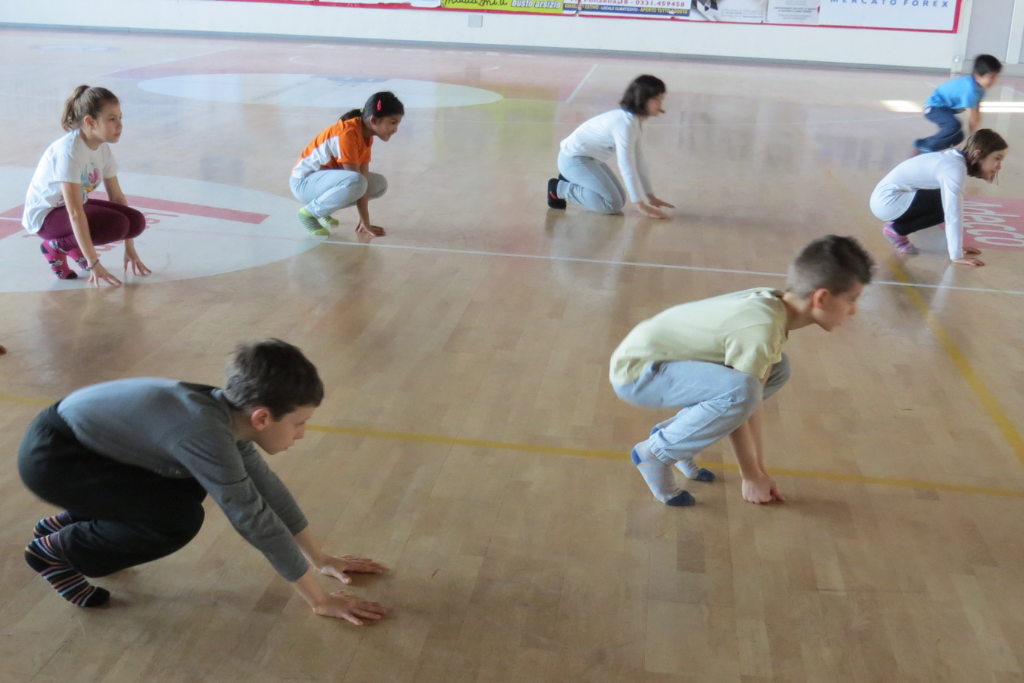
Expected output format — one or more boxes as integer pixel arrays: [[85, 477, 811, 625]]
[[377, 100, 382, 111]]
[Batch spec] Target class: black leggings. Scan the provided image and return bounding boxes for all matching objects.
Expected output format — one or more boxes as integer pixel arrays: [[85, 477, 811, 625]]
[[18, 404, 208, 577], [892, 189, 944, 236]]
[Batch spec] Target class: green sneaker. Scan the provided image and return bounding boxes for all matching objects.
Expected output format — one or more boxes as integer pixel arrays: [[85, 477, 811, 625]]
[[297, 208, 329, 236], [317, 215, 339, 230]]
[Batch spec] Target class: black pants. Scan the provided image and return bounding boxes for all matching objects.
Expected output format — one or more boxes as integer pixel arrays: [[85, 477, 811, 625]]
[[18, 403, 208, 577], [892, 189, 944, 236]]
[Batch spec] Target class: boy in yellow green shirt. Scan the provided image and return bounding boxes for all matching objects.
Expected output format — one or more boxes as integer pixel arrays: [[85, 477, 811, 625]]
[[610, 236, 874, 506]]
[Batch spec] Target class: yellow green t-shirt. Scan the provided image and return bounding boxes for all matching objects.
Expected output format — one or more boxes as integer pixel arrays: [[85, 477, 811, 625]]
[[609, 287, 789, 386]]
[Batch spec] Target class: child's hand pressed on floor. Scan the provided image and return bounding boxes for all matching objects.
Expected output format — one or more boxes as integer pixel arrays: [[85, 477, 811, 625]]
[[356, 219, 385, 237], [313, 591, 390, 625], [647, 195, 675, 209], [742, 473, 786, 504], [316, 554, 388, 585], [124, 248, 152, 277], [637, 202, 669, 219], [89, 261, 122, 287]]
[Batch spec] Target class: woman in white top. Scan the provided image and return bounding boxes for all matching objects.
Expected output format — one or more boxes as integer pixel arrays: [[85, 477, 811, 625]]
[[870, 129, 1007, 267], [22, 86, 151, 286], [548, 75, 674, 219]]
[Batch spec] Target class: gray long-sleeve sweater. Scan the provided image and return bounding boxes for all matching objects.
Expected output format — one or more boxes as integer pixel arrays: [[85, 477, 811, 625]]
[[58, 378, 310, 581]]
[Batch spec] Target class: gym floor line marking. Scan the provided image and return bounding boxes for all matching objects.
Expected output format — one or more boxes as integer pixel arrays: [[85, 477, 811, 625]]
[[304, 423, 1024, 498], [822, 167, 1024, 471], [320, 240, 1024, 296], [885, 257, 1024, 470], [5, 210, 1020, 296], [1, 392, 1022, 499], [565, 63, 598, 105]]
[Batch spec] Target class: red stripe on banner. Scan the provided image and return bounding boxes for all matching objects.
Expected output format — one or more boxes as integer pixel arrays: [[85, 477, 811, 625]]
[[213, 0, 962, 32]]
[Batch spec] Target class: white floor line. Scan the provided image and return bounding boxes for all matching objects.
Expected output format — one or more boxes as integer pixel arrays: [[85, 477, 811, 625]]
[[565, 64, 599, 105], [95, 46, 239, 78], [320, 239, 1024, 296]]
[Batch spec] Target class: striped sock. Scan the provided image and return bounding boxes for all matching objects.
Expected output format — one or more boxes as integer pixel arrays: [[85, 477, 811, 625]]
[[649, 422, 715, 482], [882, 222, 918, 255], [24, 534, 110, 607], [674, 458, 716, 482], [631, 441, 694, 507], [34, 511, 78, 538]]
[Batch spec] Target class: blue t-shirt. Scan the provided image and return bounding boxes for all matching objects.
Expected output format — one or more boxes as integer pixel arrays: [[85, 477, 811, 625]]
[[925, 75, 985, 112]]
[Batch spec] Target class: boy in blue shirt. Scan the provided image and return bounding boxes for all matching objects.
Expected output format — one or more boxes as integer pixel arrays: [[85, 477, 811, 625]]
[[915, 54, 1001, 153]]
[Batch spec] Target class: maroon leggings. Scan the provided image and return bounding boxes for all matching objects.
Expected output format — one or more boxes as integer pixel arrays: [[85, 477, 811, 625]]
[[38, 199, 146, 252]]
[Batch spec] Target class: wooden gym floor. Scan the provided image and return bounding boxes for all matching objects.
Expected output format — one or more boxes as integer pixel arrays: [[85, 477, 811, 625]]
[[2, 26, 1024, 683]]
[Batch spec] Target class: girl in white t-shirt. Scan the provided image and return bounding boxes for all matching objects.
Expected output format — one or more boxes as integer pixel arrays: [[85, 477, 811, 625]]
[[547, 74, 674, 219], [870, 129, 1008, 267], [22, 86, 151, 286]]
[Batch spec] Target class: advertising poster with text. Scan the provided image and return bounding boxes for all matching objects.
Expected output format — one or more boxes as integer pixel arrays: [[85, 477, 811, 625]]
[[821, 0, 957, 30], [766, 0, 819, 23], [578, 0, 690, 19], [440, 0, 568, 13], [688, 0, 766, 22]]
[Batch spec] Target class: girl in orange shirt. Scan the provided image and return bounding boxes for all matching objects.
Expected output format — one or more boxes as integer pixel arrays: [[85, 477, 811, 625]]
[[290, 92, 404, 238]]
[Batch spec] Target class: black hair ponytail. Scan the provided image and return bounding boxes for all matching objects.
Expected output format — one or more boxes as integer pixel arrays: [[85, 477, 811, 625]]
[[339, 91, 405, 122]]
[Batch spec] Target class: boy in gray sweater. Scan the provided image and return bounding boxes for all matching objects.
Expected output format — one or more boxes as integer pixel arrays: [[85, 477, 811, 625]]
[[20, 339, 388, 625]]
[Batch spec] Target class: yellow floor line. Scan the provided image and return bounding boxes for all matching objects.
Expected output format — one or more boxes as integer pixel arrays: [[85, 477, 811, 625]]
[[822, 167, 1024, 471], [885, 259, 1024, 470], [0, 393, 52, 406], [304, 423, 1024, 498], [2, 392, 1022, 498]]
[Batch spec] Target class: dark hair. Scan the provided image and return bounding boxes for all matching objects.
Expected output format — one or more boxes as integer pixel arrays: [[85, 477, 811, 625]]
[[61, 85, 119, 132], [786, 236, 874, 298], [973, 54, 1003, 77], [223, 339, 324, 419], [340, 91, 405, 123], [619, 75, 666, 116], [960, 129, 1008, 180]]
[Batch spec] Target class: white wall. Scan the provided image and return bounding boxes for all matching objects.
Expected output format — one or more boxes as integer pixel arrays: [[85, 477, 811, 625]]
[[954, 0, 1024, 74], [0, 0, 960, 69]]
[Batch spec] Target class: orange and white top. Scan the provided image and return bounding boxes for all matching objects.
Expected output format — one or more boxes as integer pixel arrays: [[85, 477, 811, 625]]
[[292, 118, 373, 179]]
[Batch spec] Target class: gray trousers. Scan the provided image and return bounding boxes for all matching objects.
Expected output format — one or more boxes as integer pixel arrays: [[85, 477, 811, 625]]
[[614, 355, 791, 465], [289, 170, 387, 218], [556, 152, 627, 215]]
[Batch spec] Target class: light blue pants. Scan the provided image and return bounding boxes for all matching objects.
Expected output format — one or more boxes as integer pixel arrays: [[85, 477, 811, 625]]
[[289, 170, 387, 218], [556, 152, 627, 215], [613, 355, 791, 465]]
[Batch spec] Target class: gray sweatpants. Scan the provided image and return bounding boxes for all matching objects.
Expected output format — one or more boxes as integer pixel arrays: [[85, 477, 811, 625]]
[[613, 355, 791, 466], [556, 152, 627, 215], [289, 170, 387, 218]]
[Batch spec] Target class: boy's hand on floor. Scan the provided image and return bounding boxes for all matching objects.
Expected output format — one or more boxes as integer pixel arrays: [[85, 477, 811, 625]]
[[742, 474, 786, 504], [317, 554, 388, 585], [313, 591, 389, 625]]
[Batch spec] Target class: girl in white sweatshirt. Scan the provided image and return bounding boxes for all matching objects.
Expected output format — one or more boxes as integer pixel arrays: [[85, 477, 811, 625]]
[[548, 75, 674, 219], [870, 129, 1008, 267]]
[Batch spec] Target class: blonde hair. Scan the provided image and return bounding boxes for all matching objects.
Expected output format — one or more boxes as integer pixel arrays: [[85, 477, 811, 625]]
[[61, 85, 119, 132]]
